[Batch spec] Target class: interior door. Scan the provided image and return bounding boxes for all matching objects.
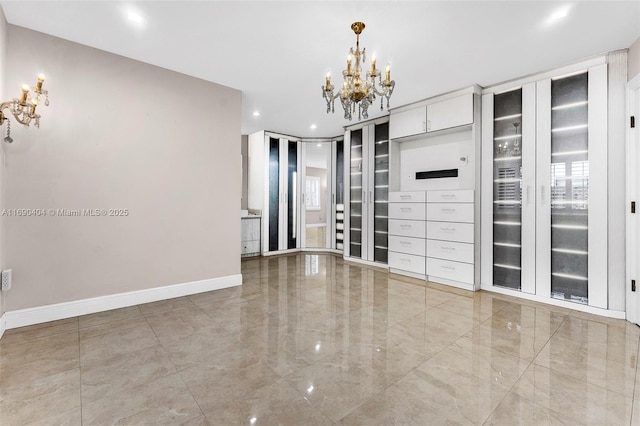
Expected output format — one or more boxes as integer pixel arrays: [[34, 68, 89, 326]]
[[627, 80, 640, 325], [303, 141, 332, 249]]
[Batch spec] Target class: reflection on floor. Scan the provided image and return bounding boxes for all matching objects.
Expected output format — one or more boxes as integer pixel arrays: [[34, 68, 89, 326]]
[[305, 224, 327, 248], [1, 253, 639, 424]]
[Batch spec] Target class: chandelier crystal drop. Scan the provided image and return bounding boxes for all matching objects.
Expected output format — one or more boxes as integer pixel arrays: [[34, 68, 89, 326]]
[[322, 21, 395, 121]]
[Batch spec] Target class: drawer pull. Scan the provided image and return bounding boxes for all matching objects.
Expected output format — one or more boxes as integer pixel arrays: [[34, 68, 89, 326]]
[[400, 195, 411, 200], [400, 241, 412, 246], [441, 208, 456, 213], [401, 258, 411, 263], [441, 265, 456, 270], [441, 246, 455, 251], [400, 207, 412, 212], [441, 194, 456, 199], [440, 227, 456, 232], [400, 225, 412, 229]]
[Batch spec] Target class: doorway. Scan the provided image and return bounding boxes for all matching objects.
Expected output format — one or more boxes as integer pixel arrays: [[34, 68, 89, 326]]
[[627, 75, 640, 325], [304, 142, 332, 248]]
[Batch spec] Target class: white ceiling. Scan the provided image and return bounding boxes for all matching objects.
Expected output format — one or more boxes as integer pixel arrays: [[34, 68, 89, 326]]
[[2, 1, 639, 138]]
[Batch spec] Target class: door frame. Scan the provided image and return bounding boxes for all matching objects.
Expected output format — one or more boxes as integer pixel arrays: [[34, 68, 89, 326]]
[[626, 73, 640, 324]]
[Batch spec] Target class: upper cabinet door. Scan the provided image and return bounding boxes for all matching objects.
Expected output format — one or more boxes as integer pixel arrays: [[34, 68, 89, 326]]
[[426, 94, 474, 132], [389, 106, 427, 139]]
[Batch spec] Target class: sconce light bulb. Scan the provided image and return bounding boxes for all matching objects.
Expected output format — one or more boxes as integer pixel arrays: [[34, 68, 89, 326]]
[[22, 84, 30, 92], [38, 74, 45, 82]]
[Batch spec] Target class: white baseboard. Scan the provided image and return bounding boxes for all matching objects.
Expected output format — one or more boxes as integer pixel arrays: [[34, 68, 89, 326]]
[[480, 283, 626, 320], [0, 313, 5, 339], [2, 274, 242, 332]]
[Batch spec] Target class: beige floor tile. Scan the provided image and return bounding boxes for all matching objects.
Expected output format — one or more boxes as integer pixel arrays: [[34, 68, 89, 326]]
[[79, 315, 151, 340], [484, 391, 585, 425], [82, 373, 203, 425], [139, 295, 199, 316], [512, 364, 633, 425], [78, 305, 143, 330], [145, 305, 218, 340], [0, 317, 78, 345], [81, 344, 177, 403], [80, 320, 159, 366], [437, 293, 511, 322], [0, 368, 81, 425]]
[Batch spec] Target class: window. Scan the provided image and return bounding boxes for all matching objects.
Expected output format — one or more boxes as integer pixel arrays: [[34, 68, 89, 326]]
[[305, 176, 321, 211]]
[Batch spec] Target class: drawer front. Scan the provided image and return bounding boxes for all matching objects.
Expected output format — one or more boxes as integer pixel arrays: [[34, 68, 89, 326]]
[[389, 219, 426, 238], [427, 190, 474, 203], [427, 257, 474, 284], [427, 203, 474, 223], [389, 191, 426, 203], [389, 251, 426, 275], [389, 235, 426, 256], [426, 239, 473, 263], [389, 203, 426, 221], [426, 221, 474, 243], [241, 240, 260, 254], [241, 218, 261, 241]]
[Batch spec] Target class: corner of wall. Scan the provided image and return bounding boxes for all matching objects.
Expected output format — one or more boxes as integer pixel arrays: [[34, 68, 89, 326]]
[[628, 37, 640, 82], [0, 4, 8, 319]]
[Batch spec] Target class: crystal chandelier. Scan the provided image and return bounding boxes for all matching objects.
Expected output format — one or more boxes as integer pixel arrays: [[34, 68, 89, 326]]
[[0, 74, 50, 143], [322, 22, 395, 121]]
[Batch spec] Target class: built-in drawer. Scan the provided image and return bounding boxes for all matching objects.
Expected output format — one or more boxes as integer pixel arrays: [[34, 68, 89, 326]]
[[389, 191, 426, 203], [427, 190, 474, 203], [389, 219, 426, 238], [427, 257, 474, 284], [427, 203, 474, 223], [389, 203, 426, 221], [389, 251, 426, 275], [426, 221, 474, 243], [426, 239, 473, 263], [241, 240, 260, 254], [389, 235, 426, 256]]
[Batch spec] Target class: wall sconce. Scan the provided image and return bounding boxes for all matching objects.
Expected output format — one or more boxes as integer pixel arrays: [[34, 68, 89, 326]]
[[0, 74, 50, 143]]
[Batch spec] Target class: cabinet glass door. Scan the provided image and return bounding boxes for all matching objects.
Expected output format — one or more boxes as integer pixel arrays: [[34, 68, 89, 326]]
[[373, 123, 389, 264], [350, 130, 363, 258], [287, 141, 298, 250], [268, 137, 280, 252], [493, 89, 523, 290], [335, 139, 345, 251], [550, 72, 589, 304]]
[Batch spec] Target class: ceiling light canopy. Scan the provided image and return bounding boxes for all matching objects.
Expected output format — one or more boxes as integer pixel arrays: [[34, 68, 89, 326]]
[[322, 21, 395, 121]]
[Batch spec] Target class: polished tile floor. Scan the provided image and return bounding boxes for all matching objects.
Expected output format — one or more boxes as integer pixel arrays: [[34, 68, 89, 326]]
[[1, 253, 640, 425]]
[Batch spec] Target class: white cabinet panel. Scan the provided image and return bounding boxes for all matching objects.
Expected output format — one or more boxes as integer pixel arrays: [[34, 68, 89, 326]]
[[389, 191, 426, 203], [389, 106, 427, 139], [427, 221, 474, 243], [389, 219, 426, 238], [427, 190, 474, 203], [389, 251, 426, 275], [241, 240, 261, 255], [241, 217, 261, 241], [389, 235, 426, 256], [426, 203, 474, 223], [426, 239, 474, 263], [426, 94, 473, 133], [389, 203, 426, 221], [427, 258, 474, 284]]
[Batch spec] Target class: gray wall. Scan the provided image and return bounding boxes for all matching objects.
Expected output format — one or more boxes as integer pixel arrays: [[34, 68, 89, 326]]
[[241, 134, 248, 210], [2, 25, 241, 311]]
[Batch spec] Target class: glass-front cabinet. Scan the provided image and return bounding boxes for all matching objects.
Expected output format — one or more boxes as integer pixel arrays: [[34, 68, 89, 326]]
[[482, 61, 608, 309], [345, 120, 390, 266]]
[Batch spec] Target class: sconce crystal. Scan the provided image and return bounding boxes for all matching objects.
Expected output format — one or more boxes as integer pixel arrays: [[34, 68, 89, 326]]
[[0, 74, 50, 143]]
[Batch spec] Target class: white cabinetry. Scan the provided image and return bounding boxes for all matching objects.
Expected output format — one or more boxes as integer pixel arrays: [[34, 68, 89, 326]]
[[345, 121, 390, 265], [389, 93, 474, 141], [389, 106, 427, 140], [388, 191, 427, 278], [241, 216, 261, 257], [426, 93, 474, 132], [481, 58, 609, 310], [426, 190, 475, 289]]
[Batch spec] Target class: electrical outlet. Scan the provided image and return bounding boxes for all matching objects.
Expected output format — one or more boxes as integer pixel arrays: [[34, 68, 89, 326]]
[[1, 269, 12, 291]]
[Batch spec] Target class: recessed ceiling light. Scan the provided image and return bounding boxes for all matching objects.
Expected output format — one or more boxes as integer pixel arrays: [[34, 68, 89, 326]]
[[317, 143, 322, 147], [544, 5, 571, 27], [310, 124, 317, 130], [252, 111, 260, 117]]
